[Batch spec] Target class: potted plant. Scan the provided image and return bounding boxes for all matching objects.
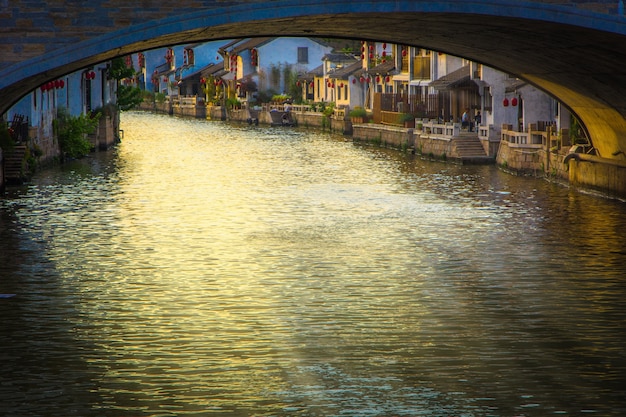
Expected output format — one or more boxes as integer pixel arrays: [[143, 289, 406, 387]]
[[349, 106, 367, 124]]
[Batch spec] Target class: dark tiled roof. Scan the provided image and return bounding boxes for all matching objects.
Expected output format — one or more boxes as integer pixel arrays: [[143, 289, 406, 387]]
[[430, 65, 477, 90], [218, 39, 244, 53], [299, 64, 324, 80], [230, 37, 274, 54], [366, 59, 395, 75], [154, 62, 172, 75], [505, 78, 527, 93], [329, 61, 363, 80], [322, 52, 359, 62], [200, 63, 228, 78]]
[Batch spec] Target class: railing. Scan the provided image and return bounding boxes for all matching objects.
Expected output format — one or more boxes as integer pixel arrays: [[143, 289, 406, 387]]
[[421, 120, 461, 138], [501, 130, 530, 145], [380, 111, 403, 125], [172, 95, 200, 107], [261, 103, 348, 119], [379, 93, 431, 115], [7, 114, 29, 143], [501, 122, 559, 147], [262, 103, 315, 113]]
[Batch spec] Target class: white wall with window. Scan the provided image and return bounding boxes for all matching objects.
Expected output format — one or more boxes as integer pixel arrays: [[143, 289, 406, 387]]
[[257, 38, 332, 93]]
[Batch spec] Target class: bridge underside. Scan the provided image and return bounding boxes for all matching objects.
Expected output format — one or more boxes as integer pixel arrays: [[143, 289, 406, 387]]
[[2, 6, 626, 162]]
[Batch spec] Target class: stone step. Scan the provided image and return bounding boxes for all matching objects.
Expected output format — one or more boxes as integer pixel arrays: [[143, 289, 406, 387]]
[[3, 145, 27, 180], [453, 136, 487, 158]]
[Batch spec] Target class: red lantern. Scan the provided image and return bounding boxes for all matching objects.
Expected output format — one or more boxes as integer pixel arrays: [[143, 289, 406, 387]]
[[339, 82, 344, 88], [382, 51, 387, 57], [402, 49, 407, 57], [383, 43, 387, 49], [503, 98, 509, 107], [369, 53, 373, 60], [360, 76, 365, 83], [376, 75, 380, 83], [369, 45, 374, 51], [386, 75, 390, 83], [309, 81, 314, 88], [511, 97, 518, 106], [352, 78, 356, 84]]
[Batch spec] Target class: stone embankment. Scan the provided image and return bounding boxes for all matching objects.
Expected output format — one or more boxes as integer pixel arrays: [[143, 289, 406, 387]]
[[139, 100, 495, 165], [134, 100, 626, 199]]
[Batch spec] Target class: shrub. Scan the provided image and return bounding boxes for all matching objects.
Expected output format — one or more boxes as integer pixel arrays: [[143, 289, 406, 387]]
[[322, 102, 335, 117], [397, 113, 415, 123], [271, 94, 290, 103], [226, 97, 241, 109], [55, 108, 100, 159], [349, 106, 367, 118], [0, 122, 15, 151]]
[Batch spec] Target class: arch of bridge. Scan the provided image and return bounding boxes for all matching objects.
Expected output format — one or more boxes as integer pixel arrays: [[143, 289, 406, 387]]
[[2, 0, 626, 160]]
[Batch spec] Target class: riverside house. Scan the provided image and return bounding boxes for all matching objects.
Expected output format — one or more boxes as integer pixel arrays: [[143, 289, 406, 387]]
[[128, 37, 578, 178], [3, 61, 118, 182], [217, 37, 334, 106]]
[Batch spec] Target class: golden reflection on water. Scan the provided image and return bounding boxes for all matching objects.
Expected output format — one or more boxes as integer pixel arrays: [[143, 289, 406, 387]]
[[2, 111, 626, 416]]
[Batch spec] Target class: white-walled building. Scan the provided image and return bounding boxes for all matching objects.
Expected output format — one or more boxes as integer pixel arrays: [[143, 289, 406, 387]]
[[219, 37, 334, 102], [5, 62, 116, 163]]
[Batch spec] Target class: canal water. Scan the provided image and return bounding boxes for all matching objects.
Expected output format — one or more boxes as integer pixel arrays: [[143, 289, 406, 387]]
[[1, 112, 625, 417]]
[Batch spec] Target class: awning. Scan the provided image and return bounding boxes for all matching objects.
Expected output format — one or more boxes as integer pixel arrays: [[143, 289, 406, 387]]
[[430, 65, 477, 90]]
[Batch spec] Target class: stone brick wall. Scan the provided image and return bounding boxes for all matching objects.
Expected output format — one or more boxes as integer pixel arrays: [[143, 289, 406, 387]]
[[353, 124, 415, 151], [569, 156, 626, 198]]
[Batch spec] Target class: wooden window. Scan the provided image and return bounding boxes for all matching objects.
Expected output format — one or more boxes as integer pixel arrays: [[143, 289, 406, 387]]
[[297, 47, 309, 64]]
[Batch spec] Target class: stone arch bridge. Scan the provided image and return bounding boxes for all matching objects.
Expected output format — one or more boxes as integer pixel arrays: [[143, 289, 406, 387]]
[[2, 0, 626, 194]]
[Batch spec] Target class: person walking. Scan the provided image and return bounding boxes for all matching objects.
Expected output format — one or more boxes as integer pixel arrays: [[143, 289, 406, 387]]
[[462, 108, 470, 131], [474, 111, 481, 132]]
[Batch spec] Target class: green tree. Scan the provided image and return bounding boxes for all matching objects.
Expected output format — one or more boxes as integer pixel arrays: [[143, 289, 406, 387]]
[[109, 57, 143, 111], [109, 57, 135, 80], [116, 84, 143, 111], [285, 69, 302, 103]]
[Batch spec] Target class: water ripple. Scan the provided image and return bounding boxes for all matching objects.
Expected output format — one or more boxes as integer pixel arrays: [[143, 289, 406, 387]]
[[1, 112, 626, 416]]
